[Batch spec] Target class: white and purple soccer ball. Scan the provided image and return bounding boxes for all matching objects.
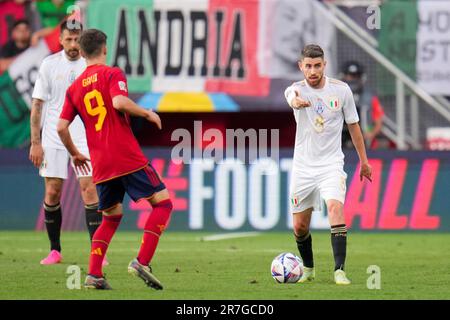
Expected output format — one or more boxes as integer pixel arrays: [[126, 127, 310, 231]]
[[271, 252, 303, 283]]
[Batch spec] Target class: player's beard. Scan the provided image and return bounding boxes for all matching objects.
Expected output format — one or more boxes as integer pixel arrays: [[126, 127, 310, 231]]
[[66, 48, 80, 61], [306, 74, 323, 88]]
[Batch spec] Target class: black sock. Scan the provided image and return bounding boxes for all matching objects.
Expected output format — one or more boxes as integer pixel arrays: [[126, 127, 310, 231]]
[[295, 232, 314, 268], [85, 203, 102, 241], [331, 224, 347, 271], [44, 203, 62, 252]]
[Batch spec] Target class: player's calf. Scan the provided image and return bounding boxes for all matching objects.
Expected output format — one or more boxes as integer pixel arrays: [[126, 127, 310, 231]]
[[294, 231, 314, 269], [330, 224, 347, 271], [84, 202, 102, 241], [88, 214, 122, 278], [137, 199, 173, 266]]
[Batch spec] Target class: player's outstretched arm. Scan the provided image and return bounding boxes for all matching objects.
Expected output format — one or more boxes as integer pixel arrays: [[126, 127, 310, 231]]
[[348, 122, 372, 182], [57, 119, 90, 175], [284, 86, 310, 109], [112, 95, 162, 129], [29, 98, 44, 168]]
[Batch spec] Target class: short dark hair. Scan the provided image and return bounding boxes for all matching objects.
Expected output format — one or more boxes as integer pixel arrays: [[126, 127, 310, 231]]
[[79, 29, 107, 58], [12, 19, 30, 30], [300, 44, 324, 60], [60, 20, 83, 34]]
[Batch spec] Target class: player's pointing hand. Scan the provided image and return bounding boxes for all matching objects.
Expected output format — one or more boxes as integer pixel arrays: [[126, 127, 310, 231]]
[[291, 89, 311, 109]]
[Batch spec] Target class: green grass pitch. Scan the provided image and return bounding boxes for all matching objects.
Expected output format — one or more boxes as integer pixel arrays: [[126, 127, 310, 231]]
[[0, 231, 449, 300]]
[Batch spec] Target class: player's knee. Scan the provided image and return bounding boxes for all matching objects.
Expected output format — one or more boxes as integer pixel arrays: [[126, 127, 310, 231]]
[[293, 220, 309, 237], [81, 183, 97, 202], [153, 198, 173, 210], [152, 198, 173, 219], [327, 201, 343, 218], [103, 203, 122, 216], [45, 187, 62, 204], [81, 183, 95, 195]]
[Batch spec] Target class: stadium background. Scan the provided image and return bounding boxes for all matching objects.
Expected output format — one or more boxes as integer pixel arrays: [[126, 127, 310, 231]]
[[0, 0, 449, 234]]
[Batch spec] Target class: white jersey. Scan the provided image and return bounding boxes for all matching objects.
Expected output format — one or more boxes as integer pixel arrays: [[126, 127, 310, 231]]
[[284, 76, 359, 171], [32, 50, 87, 150]]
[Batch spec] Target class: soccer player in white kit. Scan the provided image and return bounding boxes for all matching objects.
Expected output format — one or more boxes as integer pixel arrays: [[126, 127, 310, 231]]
[[284, 45, 372, 285], [29, 21, 104, 265]]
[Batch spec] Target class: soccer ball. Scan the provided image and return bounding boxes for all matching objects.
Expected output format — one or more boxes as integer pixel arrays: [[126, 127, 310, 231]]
[[271, 252, 303, 283]]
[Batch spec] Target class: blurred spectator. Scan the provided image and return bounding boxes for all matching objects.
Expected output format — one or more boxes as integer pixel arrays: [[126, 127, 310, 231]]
[[35, 0, 76, 28], [0, 16, 55, 73], [0, 19, 31, 58], [340, 60, 386, 149], [0, 0, 27, 47]]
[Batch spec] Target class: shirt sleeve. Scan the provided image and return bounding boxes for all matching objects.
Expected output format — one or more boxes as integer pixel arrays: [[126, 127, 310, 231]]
[[60, 90, 78, 123], [343, 84, 359, 124], [284, 84, 296, 107], [109, 67, 129, 99], [32, 60, 50, 101]]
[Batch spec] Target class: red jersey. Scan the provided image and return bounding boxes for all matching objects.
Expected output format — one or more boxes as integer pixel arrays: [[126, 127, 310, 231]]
[[61, 64, 148, 184]]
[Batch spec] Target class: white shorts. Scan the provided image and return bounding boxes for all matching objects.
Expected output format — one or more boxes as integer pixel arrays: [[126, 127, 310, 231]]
[[289, 167, 347, 213], [39, 147, 92, 179]]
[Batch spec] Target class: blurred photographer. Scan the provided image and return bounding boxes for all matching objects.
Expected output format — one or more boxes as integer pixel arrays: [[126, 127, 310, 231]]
[[341, 61, 385, 149]]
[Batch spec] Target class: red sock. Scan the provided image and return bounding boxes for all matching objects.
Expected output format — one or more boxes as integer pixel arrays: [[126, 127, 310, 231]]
[[137, 199, 172, 266], [88, 214, 122, 277]]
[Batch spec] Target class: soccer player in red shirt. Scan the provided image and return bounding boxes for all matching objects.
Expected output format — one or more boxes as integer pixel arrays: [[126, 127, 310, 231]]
[[57, 29, 172, 290]]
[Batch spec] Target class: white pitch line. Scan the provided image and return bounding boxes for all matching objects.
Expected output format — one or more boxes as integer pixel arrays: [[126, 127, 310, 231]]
[[200, 232, 262, 242]]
